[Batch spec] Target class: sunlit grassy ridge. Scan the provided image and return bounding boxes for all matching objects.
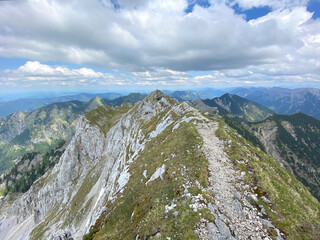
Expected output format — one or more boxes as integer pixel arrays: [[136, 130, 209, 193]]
[[84, 101, 213, 239], [85, 104, 133, 135]]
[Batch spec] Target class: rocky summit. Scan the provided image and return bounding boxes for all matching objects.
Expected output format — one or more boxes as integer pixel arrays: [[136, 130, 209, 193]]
[[0, 91, 319, 240]]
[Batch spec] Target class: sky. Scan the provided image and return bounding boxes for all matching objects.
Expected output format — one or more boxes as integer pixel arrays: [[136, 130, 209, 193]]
[[1, 0, 320, 93]]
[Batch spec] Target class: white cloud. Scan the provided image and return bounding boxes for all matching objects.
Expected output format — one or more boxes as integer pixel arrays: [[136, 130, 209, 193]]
[[0, 61, 128, 89], [0, 0, 319, 88], [2, 60, 320, 90], [14, 61, 104, 78], [132, 69, 191, 81]]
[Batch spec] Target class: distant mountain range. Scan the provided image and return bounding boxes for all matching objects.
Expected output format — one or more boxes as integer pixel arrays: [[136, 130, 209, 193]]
[[0, 92, 122, 119], [231, 87, 320, 119], [3, 87, 320, 121], [167, 88, 226, 102]]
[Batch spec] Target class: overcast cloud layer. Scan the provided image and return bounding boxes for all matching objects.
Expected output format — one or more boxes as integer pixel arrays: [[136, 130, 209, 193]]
[[1, 0, 320, 89]]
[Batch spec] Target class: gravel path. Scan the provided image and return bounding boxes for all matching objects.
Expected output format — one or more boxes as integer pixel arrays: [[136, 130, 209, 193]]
[[197, 121, 281, 240]]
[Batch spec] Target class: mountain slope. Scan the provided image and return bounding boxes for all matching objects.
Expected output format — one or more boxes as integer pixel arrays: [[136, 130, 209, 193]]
[[249, 112, 320, 201], [231, 87, 320, 119], [0, 93, 146, 174], [0, 92, 122, 119], [201, 93, 274, 122], [0, 101, 84, 173], [0, 141, 66, 197], [0, 91, 319, 239]]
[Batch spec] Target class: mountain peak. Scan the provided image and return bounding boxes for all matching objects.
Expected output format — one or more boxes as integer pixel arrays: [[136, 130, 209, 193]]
[[86, 96, 104, 112], [221, 93, 234, 98], [146, 89, 165, 101], [202, 93, 273, 122], [89, 96, 102, 103]]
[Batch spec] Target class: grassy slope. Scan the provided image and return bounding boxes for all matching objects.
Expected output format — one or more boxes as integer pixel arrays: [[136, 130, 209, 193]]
[[0, 140, 65, 198], [85, 104, 133, 135], [215, 119, 320, 240], [84, 103, 212, 240], [0, 101, 86, 173], [85, 103, 320, 240]]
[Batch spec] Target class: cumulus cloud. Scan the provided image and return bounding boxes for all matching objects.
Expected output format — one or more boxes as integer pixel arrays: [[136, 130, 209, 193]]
[[0, 61, 129, 89], [2, 60, 320, 90], [0, 0, 320, 88], [15, 61, 104, 78], [0, 0, 318, 71]]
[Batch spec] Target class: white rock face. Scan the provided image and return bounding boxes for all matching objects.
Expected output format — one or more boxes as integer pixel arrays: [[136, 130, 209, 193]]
[[145, 164, 165, 185], [0, 116, 107, 240]]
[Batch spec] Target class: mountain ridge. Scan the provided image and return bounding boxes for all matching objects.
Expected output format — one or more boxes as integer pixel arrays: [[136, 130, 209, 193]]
[[0, 91, 319, 239], [0, 92, 123, 119], [197, 93, 274, 122]]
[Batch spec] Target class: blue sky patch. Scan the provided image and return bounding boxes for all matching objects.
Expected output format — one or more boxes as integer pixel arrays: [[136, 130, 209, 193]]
[[0, 57, 29, 71], [185, 0, 211, 13], [232, 4, 272, 21], [307, 0, 320, 19]]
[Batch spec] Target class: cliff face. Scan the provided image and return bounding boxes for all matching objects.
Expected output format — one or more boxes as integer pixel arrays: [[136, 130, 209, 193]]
[[0, 93, 147, 175], [0, 91, 319, 240]]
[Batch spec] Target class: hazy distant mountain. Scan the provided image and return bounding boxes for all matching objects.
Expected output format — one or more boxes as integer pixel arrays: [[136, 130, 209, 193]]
[[0, 93, 146, 173], [0, 92, 122, 119], [200, 93, 274, 122], [231, 87, 320, 119], [249, 113, 320, 201], [168, 88, 225, 102]]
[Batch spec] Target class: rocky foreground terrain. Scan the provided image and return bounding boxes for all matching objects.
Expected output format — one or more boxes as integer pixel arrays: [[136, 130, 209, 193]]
[[0, 91, 319, 240]]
